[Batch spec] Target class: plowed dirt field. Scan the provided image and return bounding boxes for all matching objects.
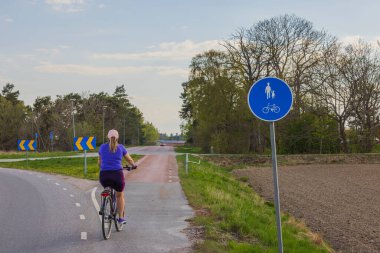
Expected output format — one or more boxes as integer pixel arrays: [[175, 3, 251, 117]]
[[234, 164, 380, 253]]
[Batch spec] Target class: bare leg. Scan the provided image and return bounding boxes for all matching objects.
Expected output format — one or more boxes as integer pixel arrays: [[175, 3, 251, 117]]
[[116, 191, 125, 218]]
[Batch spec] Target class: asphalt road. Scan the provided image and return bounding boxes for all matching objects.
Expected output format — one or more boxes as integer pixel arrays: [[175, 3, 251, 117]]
[[0, 146, 194, 253]]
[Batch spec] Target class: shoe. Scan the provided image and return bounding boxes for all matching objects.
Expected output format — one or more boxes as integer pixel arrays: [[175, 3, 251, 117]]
[[117, 217, 127, 224]]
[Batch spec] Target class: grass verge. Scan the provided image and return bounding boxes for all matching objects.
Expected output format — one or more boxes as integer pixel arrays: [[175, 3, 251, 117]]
[[0, 155, 142, 180], [176, 154, 333, 253], [0, 151, 98, 159]]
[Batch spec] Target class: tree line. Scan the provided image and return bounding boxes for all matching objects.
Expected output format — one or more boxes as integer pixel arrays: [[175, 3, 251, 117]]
[[0, 84, 159, 151], [180, 14, 380, 154]]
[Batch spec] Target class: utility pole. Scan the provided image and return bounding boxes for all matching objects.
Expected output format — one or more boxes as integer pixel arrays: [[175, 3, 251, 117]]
[[102, 105, 107, 144], [71, 100, 76, 139], [123, 115, 126, 146], [137, 127, 140, 146]]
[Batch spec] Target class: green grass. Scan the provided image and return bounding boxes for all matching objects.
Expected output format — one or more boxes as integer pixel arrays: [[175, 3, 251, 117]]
[[371, 143, 380, 153], [0, 155, 142, 180], [0, 151, 98, 159], [177, 155, 333, 253], [175, 145, 202, 154]]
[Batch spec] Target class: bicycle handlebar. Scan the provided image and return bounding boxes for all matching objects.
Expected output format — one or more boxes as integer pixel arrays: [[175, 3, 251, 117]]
[[123, 164, 138, 171]]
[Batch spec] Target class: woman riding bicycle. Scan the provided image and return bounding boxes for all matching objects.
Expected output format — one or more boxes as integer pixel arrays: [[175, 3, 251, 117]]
[[98, 129, 136, 224]]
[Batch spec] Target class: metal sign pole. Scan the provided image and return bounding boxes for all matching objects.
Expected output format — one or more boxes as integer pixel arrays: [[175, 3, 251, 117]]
[[185, 153, 189, 175], [270, 122, 283, 253], [84, 150, 87, 175], [247, 77, 293, 253]]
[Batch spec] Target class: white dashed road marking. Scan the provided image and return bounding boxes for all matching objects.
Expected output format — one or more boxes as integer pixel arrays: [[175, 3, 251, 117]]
[[81, 232, 87, 240], [63, 188, 67, 191], [80, 215, 85, 220], [70, 194, 74, 198], [55, 182, 60, 186], [76, 203, 81, 207]]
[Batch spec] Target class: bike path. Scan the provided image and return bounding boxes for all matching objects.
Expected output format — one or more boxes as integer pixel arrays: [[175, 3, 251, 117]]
[[89, 148, 194, 252]]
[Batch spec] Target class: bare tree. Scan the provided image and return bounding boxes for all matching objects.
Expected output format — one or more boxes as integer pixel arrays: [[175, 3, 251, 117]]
[[253, 14, 334, 115], [223, 28, 268, 152], [314, 41, 353, 152], [341, 41, 380, 152], [223, 27, 266, 90]]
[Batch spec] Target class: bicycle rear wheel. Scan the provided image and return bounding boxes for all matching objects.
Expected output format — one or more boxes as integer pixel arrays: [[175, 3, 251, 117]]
[[102, 196, 113, 239]]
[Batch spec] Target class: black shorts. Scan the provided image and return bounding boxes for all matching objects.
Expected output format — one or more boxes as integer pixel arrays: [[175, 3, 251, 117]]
[[99, 170, 125, 192]]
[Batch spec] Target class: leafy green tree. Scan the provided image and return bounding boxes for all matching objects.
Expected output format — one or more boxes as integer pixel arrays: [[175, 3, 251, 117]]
[[2, 83, 20, 105], [279, 112, 339, 154], [142, 122, 159, 145], [0, 95, 25, 150]]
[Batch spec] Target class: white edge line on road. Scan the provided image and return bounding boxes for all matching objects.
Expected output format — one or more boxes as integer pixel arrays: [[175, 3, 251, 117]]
[[136, 155, 148, 165], [91, 187, 102, 223], [81, 232, 87, 240]]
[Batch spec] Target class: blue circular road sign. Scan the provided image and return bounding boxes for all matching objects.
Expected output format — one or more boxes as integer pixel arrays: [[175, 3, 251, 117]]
[[247, 77, 293, 122]]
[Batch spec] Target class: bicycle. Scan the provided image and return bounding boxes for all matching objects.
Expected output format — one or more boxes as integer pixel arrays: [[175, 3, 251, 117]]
[[262, 103, 280, 114], [99, 165, 137, 240]]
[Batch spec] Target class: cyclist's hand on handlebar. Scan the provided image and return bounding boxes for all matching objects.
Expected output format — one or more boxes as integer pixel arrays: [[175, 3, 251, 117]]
[[123, 164, 138, 171]]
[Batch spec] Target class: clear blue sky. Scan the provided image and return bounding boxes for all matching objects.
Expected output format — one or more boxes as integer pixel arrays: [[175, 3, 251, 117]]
[[1, 0, 379, 134]]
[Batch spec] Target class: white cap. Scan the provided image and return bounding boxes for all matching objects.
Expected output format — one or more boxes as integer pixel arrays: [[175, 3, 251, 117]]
[[107, 129, 119, 139]]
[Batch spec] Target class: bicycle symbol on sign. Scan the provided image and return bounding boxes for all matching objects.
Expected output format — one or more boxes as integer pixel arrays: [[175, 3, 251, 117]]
[[262, 103, 280, 114]]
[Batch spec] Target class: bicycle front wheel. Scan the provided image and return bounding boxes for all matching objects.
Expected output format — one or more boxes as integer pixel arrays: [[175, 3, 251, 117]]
[[102, 196, 113, 239]]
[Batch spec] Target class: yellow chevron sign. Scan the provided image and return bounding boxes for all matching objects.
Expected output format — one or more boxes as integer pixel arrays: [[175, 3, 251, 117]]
[[86, 136, 94, 150], [28, 140, 35, 151], [74, 136, 96, 151], [18, 139, 36, 151], [75, 137, 83, 151], [19, 140, 26, 151]]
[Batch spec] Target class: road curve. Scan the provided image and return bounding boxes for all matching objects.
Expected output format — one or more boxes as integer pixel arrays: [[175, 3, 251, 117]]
[[0, 168, 100, 253], [0, 145, 194, 253]]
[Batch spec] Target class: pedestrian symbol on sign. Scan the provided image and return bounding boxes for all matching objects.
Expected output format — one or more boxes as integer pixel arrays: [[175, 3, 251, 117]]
[[265, 82, 271, 99]]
